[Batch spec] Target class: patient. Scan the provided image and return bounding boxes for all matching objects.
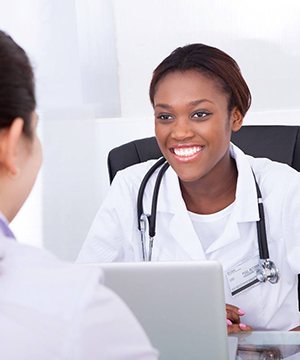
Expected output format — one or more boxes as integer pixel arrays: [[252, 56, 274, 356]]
[[0, 30, 157, 359]]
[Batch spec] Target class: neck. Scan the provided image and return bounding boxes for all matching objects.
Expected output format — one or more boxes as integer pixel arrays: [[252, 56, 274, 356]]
[[180, 153, 238, 214], [0, 173, 18, 223]]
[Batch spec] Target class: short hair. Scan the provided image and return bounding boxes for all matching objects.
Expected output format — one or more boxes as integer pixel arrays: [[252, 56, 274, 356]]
[[149, 43, 251, 117], [0, 30, 36, 138]]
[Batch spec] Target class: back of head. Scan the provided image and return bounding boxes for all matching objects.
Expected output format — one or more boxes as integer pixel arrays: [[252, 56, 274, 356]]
[[0, 30, 36, 138], [149, 43, 251, 117]]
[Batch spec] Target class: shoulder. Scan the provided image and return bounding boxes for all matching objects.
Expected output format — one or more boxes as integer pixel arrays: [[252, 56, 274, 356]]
[[113, 159, 161, 185], [109, 159, 164, 200], [231, 142, 300, 187], [1, 238, 103, 319], [0, 238, 158, 359], [245, 155, 300, 206], [248, 155, 300, 186], [231, 143, 300, 203]]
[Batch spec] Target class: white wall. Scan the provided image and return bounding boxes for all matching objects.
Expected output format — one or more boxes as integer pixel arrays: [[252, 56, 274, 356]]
[[1, 0, 121, 256], [40, 115, 154, 260], [2, 0, 300, 260], [112, 0, 300, 117]]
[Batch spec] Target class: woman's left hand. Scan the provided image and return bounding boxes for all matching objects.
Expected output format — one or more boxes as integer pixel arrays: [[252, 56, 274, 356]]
[[290, 325, 300, 331], [226, 304, 252, 334]]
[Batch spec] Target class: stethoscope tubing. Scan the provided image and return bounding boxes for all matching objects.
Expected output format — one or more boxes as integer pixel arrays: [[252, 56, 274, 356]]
[[137, 157, 166, 231], [137, 157, 279, 283], [137, 159, 169, 261], [149, 162, 170, 238], [254, 180, 269, 260]]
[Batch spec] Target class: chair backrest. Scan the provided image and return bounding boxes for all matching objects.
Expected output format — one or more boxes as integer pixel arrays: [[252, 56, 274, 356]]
[[107, 125, 300, 183], [107, 125, 300, 311]]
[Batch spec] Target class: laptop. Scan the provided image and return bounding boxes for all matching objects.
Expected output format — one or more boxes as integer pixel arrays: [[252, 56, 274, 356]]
[[91, 261, 237, 360]]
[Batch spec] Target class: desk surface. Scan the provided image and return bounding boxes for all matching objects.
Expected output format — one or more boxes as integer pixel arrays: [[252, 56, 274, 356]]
[[234, 332, 300, 359]]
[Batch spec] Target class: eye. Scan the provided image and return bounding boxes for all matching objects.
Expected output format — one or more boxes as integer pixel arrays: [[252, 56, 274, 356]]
[[191, 111, 211, 119], [156, 113, 174, 121]]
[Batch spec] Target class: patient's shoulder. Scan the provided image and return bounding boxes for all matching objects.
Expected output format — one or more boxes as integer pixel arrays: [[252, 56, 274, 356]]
[[0, 237, 103, 318]]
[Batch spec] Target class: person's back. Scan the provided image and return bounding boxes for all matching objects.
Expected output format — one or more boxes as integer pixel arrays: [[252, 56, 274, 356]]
[[0, 233, 157, 359], [0, 30, 157, 359]]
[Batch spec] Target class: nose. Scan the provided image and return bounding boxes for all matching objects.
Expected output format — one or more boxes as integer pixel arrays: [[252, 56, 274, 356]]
[[171, 117, 194, 141]]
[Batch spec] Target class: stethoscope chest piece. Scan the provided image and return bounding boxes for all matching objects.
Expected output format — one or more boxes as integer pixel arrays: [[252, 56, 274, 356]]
[[139, 214, 149, 261], [137, 158, 280, 286], [257, 259, 279, 284]]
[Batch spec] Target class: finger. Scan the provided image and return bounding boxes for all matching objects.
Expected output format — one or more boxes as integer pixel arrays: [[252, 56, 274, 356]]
[[226, 310, 240, 323], [226, 304, 245, 316], [289, 325, 300, 331], [226, 319, 233, 326], [227, 323, 252, 334], [227, 324, 242, 334], [239, 323, 252, 331], [226, 304, 240, 312]]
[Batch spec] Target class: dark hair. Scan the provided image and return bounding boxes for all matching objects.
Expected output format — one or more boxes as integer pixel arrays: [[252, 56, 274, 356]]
[[149, 43, 251, 116], [0, 30, 36, 138]]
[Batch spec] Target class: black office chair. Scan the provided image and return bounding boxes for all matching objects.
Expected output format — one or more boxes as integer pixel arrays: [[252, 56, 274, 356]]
[[107, 125, 300, 310], [108, 125, 300, 182]]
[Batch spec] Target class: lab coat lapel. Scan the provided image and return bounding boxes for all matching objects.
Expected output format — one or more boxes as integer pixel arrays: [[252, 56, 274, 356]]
[[206, 144, 260, 253], [156, 145, 259, 258], [230, 143, 260, 223], [205, 213, 240, 253], [169, 211, 207, 260], [159, 168, 207, 260]]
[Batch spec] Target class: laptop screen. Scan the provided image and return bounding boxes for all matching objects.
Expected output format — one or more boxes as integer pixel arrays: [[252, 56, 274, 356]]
[[89, 261, 234, 360]]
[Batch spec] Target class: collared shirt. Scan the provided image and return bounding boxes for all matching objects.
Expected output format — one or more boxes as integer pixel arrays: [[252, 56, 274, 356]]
[[0, 213, 15, 239], [77, 143, 300, 331], [0, 226, 158, 359]]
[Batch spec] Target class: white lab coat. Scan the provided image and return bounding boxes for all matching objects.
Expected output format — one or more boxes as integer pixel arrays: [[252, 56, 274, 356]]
[[0, 234, 158, 360], [77, 144, 300, 331]]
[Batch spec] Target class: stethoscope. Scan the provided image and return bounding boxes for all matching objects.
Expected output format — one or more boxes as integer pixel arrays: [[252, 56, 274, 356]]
[[137, 157, 279, 284]]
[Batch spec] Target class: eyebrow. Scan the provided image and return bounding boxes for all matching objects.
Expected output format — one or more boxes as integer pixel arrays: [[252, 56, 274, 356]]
[[154, 99, 213, 109]]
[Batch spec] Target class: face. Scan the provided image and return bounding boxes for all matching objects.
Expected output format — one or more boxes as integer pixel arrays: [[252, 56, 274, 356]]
[[154, 70, 243, 185]]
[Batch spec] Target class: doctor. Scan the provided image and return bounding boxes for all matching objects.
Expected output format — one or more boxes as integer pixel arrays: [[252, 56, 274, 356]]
[[77, 44, 300, 333], [0, 30, 157, 359]]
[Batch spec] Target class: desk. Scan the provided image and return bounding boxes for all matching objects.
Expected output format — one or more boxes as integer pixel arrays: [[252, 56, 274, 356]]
[[233, 332, 300, 359]]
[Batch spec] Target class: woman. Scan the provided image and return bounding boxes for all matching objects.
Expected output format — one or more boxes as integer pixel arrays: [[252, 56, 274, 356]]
[[77, 44, 300, 333], [0, 30, 157, 359]]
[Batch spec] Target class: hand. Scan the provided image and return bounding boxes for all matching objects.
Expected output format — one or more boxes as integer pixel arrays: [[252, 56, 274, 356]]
[[290, 325, 300, 331], [226, 304, 252, 334]]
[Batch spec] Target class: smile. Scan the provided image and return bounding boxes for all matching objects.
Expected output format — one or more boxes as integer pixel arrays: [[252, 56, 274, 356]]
[[172, 146, 203, 157], [170, 145, 204, 162]]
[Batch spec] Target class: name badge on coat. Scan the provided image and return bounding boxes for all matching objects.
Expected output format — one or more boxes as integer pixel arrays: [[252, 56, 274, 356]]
[[226, 256, 260, 296]]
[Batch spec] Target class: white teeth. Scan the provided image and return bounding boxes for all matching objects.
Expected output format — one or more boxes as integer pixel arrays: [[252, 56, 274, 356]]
[[173, 146, 202, 157]]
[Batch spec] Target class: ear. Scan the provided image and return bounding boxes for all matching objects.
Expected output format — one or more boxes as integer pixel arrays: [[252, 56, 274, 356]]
[[230, 108, 244, 133], [0, 118, 24, 176]]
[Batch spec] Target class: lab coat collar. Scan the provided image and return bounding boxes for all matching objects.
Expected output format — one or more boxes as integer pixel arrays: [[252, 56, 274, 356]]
[[168, 210, 207, 260], [205, 215, 240, 254], [157, 143, 259, 222], [155, 144, 259, 256], [229, 143, 260, 223], [154, 168, 206, 259], [0, 212, 15, 240]]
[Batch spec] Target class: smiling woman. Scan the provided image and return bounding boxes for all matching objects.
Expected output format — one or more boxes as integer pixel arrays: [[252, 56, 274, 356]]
[[149, 44, 250, 215], [153, 70, 242, 212], [77, 43, 300, 335]]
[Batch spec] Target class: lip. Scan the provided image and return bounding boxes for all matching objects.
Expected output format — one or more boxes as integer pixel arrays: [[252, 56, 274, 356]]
[[169, 144, 204, 162]]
